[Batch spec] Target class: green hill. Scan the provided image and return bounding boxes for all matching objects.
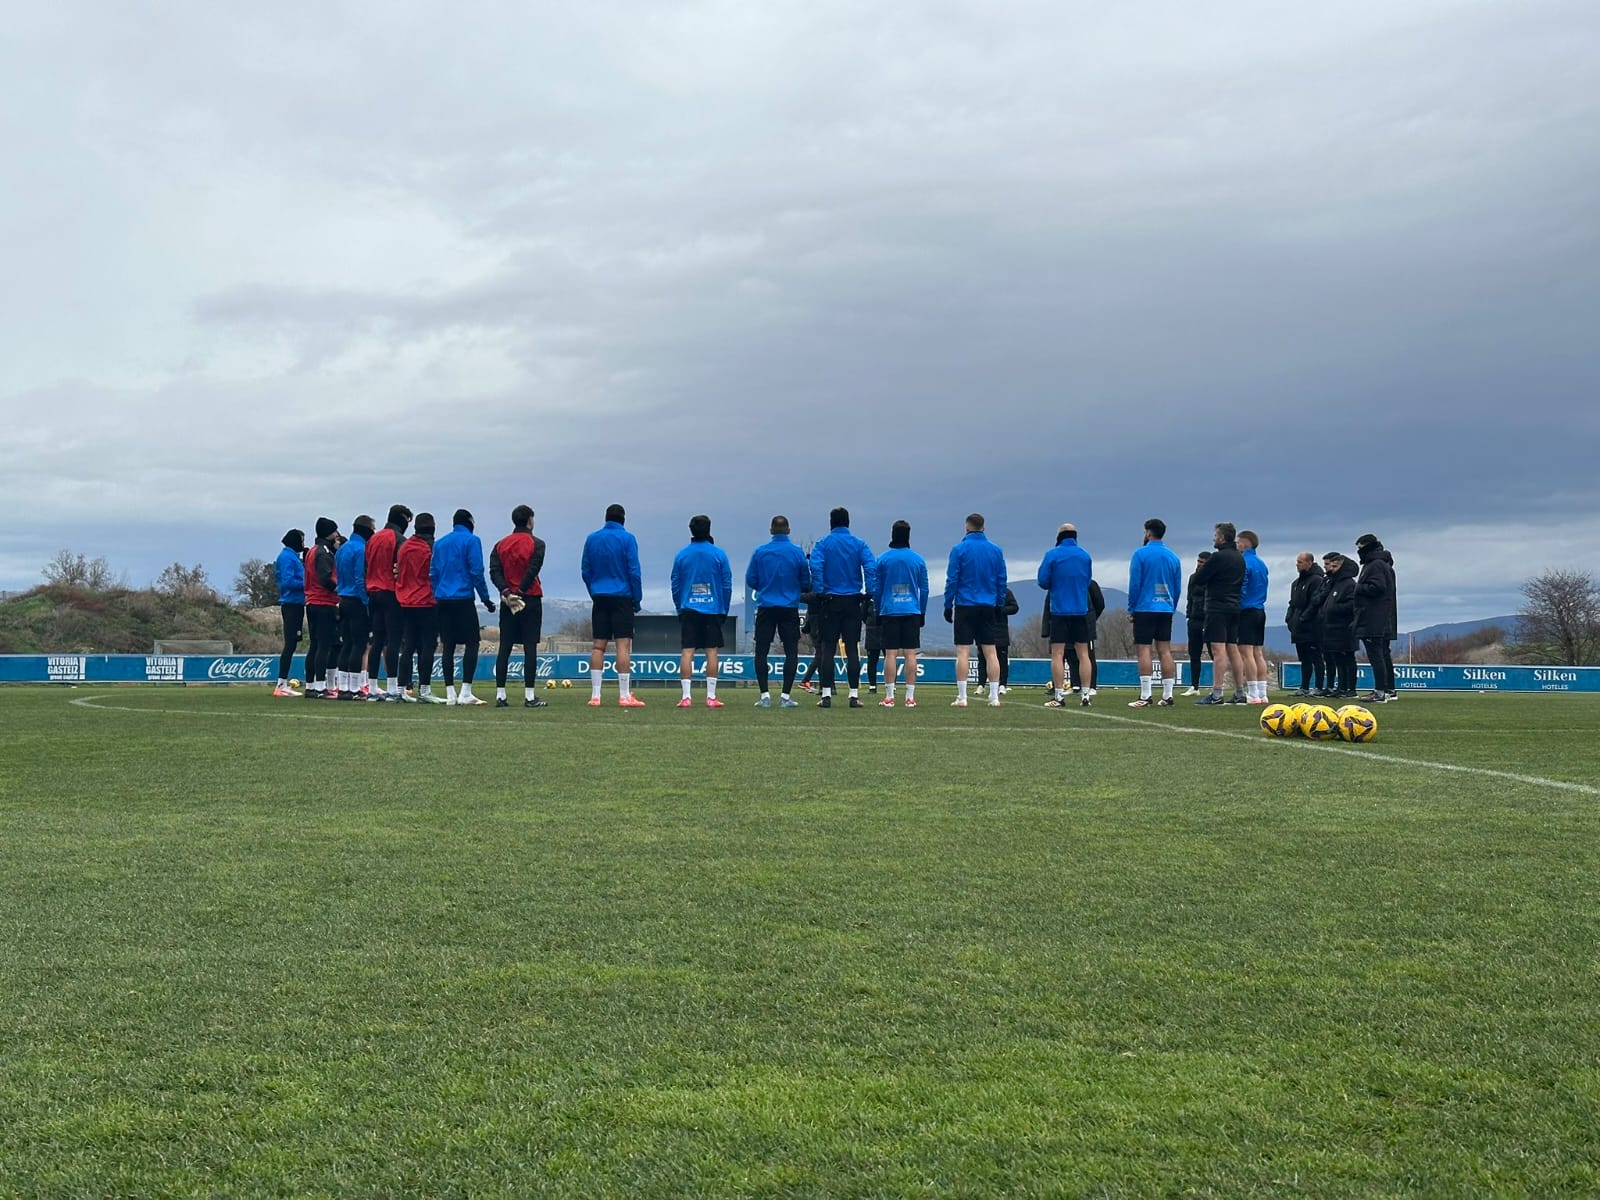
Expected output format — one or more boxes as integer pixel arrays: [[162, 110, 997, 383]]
[[0, 585, 280, 655]]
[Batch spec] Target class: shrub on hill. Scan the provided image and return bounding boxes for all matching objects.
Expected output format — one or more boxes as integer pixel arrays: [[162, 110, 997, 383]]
[[0, 585, 279, 654]]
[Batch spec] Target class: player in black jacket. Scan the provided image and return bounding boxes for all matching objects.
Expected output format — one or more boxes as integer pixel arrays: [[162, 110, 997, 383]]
[[1183, 551, 1210, 695], [1190, 523, 1246, 705]]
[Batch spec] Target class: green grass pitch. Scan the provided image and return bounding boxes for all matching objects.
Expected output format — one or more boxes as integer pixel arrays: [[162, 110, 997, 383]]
[[2, 683, 1597, 1196]]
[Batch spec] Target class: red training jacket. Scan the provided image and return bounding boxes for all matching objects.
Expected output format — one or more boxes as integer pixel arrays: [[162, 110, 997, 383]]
[[396, 538, 434, 608], [491, 531, 545, 597], [365, 527, 400, 593], [304, 546, 338, 606]]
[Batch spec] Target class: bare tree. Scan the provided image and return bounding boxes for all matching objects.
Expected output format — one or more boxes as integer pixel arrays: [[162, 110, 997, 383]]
[[1096, 607, 1137, 658], [233, 558, 279, 608], [1513, 570, 1600, 666], [43, 550, 118, 590], [155, 562, 218, 602]]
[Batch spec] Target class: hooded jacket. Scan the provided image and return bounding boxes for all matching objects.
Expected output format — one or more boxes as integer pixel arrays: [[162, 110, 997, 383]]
[[1037, 536, 1092, 616], [275, 545, 305, 605], [671, 538, 733, 615], [745, 534, 809, 610], [1354, 543, 1398, 640], [1128, 540, 1182, 614], [365, 518, 407, 594], [1318, 559, 1359, 653], [810, 526, 878, 597], [1241, 547, 1269, 610], [431, 523, 492, 604], [335, 533, 369, 603], [581, 520, 643, 606], [397, 534, 435, 608], [1286, 563, 1327, 641], [1185, 569, 1208, 627], [874, 546, 931, 619], [305, 538, 339, 606]]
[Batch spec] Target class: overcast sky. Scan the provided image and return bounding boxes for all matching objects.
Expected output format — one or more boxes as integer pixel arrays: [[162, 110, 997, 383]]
[[3, 0, 1596, 629]]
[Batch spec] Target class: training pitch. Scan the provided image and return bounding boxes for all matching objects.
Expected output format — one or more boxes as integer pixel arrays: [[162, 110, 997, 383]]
[[2, 684, 1597, 1195]]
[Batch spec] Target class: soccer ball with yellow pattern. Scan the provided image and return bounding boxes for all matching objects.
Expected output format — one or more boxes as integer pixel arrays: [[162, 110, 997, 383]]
[[1285, 703, 1310, 736], [1259, 702, 1296, 737], [1335, 704, 1378, 743], [560, 679, 573, 688], [1299, 704, 1341, 741], [545, 679, 557, 689]]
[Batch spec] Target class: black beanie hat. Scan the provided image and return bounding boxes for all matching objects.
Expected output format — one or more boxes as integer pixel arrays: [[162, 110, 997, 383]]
[[352, 514, 376, 537], [282, 529, 305, 551], [387, 504, 412, 526], [315, 517, 338, 540], [1356, 533, 1380, 551], [414, 512, 436, 536], [453, 508, 474, 531]]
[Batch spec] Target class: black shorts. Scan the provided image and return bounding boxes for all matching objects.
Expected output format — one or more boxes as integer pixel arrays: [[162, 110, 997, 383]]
[[754, 607, 800, 652], [1049, 614, 1091, 645], [1238, 609, 1266, 647], [953, 605, 997, 647], [437, 598, 480, 645], [678, 610, 725, 649], [1204, 610, 1241, 645], [499, 596, 543, 647], [591, 595, 635, 642], [1132, 612, 1174, 645], [879, 614, 921, 650]]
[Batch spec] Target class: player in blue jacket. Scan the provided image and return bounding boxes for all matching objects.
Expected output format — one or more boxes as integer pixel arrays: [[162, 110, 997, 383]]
[[273, 529, 306, 696], [333, 515, 374, 698], [945, 513, 1008, 707], [1037, 523, 1095, 708], [745, 515, 810, 707], [1126, 517, 1183, 708], [808, 507, 878, 708], [430, 508, 495, 705], [581, 503, 645, 707], [1238, 530, 1271, 704], [874, 520, 928, 708], [671, 514, 733, 709]]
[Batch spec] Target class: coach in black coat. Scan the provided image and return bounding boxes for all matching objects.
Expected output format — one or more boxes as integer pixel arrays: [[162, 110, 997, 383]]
[[1354, 534, 1398, 698], [1286, 554, 1327, 694], [1319, 553, 1359, 695]]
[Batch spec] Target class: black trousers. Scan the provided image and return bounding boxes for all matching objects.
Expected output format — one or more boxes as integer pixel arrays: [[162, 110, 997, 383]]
[[366, 591, 403, 679], [1294, 640, 1324, 690], [337, 597, 370, 672], [1363, 638, 1395, 693], [279, 602, 304, 681], [975, 645, 1010, 686], [306, 604, 337, 683], [815, 595, 864, 691], [497, 598, 543, 688], [438, 598, 480, 686], [1329, 649, 1358, 693], [1069, 641, 1099, 690], [754, 607, 800, 694], [1188, 629, 1206, 689], [398, 606, 438, 688]]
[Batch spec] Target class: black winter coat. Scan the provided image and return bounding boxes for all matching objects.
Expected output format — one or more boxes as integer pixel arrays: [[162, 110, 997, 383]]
[[1286, 566, 1327, 642], [1354, 546, 1397, 640], [992, 587, 1019, 648], [1191, 542, 1245, 614], [1318, 560, 1359, 652]]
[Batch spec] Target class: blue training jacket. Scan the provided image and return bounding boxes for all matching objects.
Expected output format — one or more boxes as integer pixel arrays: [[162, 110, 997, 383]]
[[275, 546, 305, 605], [431, 523, 492, 604], [334, 534, 368, 603], [581, 521, 643, 607], [810, 526, 878, 597], [745, 534, 809, 610], [875, 547, 930, 618], [672, 540, 733, 615], [1037, 538, 1093, 616], [1242, 548, 1269, 610], [945, 530, 1007, 609], [1128, 540, 1182, 614]]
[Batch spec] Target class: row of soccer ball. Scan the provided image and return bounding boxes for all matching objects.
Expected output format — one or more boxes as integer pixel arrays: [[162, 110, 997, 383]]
[[1261, 702, 1377, 742]]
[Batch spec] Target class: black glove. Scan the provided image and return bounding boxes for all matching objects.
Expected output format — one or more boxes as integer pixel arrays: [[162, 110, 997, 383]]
[[943, 608, 953, 624], [485, 599, 496, 613], [918, 614, 926, 628]]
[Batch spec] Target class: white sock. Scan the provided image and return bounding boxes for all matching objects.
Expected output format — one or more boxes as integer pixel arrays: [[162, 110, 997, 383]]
[[446, 684, 458, 700], [389, 678, 399, 695], [682, 679, 693, 700], [989, 681, 999, 701], [957, 680, 968, 701], [848, 688, 858, 699], [906, 684, 915, 700], [1163, 676, 1175, 699], [619, 672, 631, 698], [1140, 675, 1152, 700], [462, 683, 474, 700], [591, 674, 603, 700], [885, 683, 895, 700], [525, 687, 536, 701], [822, 687, 832, 698], [276, 678, 287, 688], [780, 692, 791, 701], [497, 687, 507, 700], [760, 690, 771, 701], [707, 677, 718, 699]]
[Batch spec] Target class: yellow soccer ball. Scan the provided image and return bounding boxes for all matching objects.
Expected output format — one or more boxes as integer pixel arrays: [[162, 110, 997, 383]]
[[545, 679, 557, 689], [560, 679, 573, 688], [1259, 702, 1296, 737], [1285, 703, 1310, 736], [1300, 704, 1341, 741], [1335, 705, 1378, 743], [289, 678, 302, 690]]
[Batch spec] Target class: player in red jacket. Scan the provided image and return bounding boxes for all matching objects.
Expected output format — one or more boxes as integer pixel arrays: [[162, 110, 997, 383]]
[[490, 505, 548, 708], [396, 513, 445, 703]]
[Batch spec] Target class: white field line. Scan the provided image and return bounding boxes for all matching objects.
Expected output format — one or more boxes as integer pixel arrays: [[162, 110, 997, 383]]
[[64, 694, 1600, 796]]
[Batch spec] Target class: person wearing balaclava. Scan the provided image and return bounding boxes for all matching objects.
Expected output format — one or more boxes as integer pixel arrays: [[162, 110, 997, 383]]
[[430, 508, 495, 705], [1354, 533, 1399, 702], [334, 515, 376, 698], [273, 529, 307, 696], [304, 518, 341, 696], [396, 512, 445, 703]]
